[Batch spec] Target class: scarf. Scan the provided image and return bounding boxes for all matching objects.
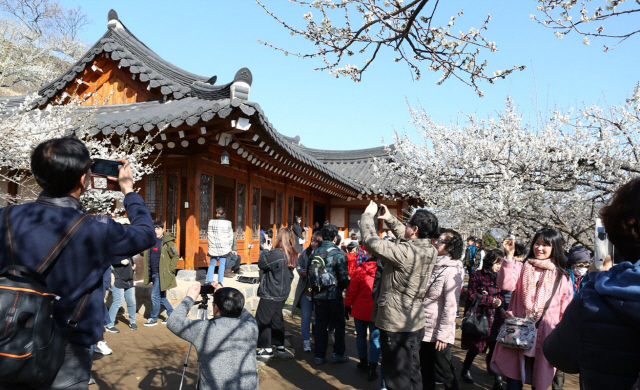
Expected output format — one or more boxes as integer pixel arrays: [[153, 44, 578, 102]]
[[522, 258, 557, 321]]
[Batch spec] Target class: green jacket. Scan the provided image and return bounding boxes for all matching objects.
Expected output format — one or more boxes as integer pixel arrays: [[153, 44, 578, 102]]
[[143, 232, 180, 291], [311, 241, 349, 300]]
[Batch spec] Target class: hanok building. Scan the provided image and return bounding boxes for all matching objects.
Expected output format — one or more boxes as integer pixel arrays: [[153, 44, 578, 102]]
[[1, 10, 418, 271]]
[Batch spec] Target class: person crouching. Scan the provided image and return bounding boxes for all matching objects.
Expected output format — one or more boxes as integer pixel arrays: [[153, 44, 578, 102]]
[[167, 282, 258, 390]]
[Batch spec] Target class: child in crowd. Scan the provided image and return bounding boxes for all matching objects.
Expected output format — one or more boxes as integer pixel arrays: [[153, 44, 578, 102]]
[[344, 247, 380, 381]]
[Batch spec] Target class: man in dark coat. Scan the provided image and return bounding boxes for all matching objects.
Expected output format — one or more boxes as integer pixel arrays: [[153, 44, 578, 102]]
[[0, 138, 155, 388]]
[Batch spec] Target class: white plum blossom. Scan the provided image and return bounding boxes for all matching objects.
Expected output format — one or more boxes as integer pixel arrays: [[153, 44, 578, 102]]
[[0, 94, 159, 214], [373, 85, 640, 251]]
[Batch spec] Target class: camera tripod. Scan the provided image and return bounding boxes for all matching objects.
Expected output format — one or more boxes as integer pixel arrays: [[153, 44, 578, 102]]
[[178, 293, 210, 390]]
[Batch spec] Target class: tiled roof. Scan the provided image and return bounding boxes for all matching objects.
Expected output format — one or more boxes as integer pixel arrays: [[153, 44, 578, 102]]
[[283, 140, 401, 196], [1, 9, 406, 200], [35, 9, 242, 107], [60, 98, 366, 197]]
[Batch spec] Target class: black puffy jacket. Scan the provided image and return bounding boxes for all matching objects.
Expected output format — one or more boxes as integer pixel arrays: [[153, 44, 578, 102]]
[[257, 248, 294, 301], [543, 264, 640, 390]]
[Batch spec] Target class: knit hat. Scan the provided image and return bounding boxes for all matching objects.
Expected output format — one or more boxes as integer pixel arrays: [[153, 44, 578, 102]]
[[153, 220, 164, 228], [567, 246, 590, 266], [346, 241, 359, 252]]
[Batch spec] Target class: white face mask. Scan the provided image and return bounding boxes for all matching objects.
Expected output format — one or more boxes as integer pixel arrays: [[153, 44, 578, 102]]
[[573, 267, 588, 277]]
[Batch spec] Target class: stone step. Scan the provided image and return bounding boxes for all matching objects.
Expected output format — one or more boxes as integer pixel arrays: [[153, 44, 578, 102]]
[[108, 266, 299, 321]]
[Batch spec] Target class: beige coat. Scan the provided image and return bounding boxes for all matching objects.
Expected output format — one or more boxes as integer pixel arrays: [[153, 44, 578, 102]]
[[361, 212, 437, 333]]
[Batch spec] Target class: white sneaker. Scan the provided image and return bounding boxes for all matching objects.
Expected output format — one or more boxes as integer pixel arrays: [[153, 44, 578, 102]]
[[303, 340, 311, 352], [94, 341, 112, 355], [88, 377, 96, 385]]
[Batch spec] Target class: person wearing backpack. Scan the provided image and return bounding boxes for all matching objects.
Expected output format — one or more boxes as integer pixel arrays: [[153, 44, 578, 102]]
[[312, 223, 350, 365], [0, 138, 156, 389]]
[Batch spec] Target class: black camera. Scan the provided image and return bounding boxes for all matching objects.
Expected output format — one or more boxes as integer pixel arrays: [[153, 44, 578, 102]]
[[200, 283, 215, 295]]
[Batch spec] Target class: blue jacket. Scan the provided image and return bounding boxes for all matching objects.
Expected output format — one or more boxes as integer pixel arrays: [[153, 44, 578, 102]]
[[0, 192, 155, 345], [543, 262, 640, 390]]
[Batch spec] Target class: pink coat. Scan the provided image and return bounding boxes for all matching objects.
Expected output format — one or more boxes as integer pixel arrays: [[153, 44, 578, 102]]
[[490, 260, 573, 390], [422, 255, 464, 344]]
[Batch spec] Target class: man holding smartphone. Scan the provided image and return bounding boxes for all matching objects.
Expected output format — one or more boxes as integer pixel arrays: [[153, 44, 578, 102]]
[[0, 137, 155, 389], [361, 201, 439, 390]]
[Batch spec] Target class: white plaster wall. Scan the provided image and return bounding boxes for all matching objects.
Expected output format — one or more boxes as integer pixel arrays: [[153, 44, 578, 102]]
[[330, 207, 345, 227]]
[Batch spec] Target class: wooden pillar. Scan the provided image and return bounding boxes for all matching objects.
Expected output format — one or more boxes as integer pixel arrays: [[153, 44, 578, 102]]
[[183, 158, 199, 270]]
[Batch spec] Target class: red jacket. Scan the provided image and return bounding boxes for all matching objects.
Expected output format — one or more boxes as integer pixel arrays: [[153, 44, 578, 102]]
[[346, 252, 358, 277], [344, 260, 377, 322]]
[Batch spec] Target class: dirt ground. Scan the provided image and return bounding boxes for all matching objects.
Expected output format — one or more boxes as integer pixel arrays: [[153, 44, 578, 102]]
[[92, 310, 580, 390]]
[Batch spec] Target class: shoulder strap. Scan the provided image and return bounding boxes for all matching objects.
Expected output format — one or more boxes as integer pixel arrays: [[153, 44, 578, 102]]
[[425, 266, 449, 296], [5, 205, 92, 327], [536, 270, 563, 328], [35, 213, 92, 275], [4, 205, 16, 265], [5, 205, 91, 274]]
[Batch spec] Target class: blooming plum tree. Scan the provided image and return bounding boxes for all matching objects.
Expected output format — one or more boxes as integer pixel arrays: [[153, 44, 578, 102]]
[[533, 0, 640, 50], [257, 0, 638, 95], [0, 94, 158, 213], [372, 84, 640, 251]]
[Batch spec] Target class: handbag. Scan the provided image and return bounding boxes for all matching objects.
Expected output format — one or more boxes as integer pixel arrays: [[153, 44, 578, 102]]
[[237, 276, 259, 284], [461, 298, 490, 337], [497, 272, 562, 349]]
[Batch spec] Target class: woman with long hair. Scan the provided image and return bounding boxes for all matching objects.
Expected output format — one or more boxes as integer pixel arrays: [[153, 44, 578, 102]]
[[490, 228, 573, 390], [255, 228, 297, 357], [291, 231, 323, 352], [460, 249, 506, 390], [420, 228, 465, 390]]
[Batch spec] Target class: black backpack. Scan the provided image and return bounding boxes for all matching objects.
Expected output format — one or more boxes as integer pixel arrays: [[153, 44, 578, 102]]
[[0, 205, 90, 388], [307, 247, 339, 293]]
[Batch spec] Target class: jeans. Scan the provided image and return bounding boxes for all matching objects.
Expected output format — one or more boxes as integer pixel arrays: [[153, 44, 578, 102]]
[[313, 297, 346, 359], [206, 256, 226, 283], [299, 295, 313, 341], [150, 273, 173, 321], [107, 285, 136, 327], [46, 343, 92, 390], [380, 328, 425, 390], [354, 318, 380, 363]]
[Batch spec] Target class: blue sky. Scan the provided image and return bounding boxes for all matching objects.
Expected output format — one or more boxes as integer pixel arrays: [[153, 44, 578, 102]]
[[62, 1, 638, 150]]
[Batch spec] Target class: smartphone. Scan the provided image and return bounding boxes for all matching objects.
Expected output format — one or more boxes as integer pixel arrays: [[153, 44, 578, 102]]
[[92, 158, 121, 177], [594, 218, 609, 269], [377, 205, 386, 216], [266, 238, 272, 246]]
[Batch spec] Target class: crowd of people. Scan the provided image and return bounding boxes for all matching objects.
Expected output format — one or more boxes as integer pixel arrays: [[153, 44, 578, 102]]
[[2, 137, 640, 390], [281, 193, 640, 390]]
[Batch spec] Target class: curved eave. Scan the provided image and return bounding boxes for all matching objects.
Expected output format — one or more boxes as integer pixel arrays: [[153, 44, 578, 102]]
[[36, 24, 234, 107]]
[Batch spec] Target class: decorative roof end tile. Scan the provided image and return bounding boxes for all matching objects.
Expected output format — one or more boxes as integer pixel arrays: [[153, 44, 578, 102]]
[[107, 9, 124, 30]]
